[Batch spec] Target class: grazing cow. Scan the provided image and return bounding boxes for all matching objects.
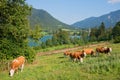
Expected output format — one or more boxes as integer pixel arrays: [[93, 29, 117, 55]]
[[69, 50, 86, 62], [83, 48, 95, 56], [64, 50, 71, 56], [9, 56, 25, 77], [96, 47, 112, 55]]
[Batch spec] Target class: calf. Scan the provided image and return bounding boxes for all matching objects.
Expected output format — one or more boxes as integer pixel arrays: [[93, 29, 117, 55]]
[[9, 56, 25, 77]]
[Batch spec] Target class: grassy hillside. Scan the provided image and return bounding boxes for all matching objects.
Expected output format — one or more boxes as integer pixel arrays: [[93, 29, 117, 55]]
[[0, 43, 120, 80], [29, 8, 71, 30]]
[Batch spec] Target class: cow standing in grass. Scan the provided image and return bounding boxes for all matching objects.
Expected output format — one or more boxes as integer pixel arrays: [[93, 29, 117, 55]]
[[64, 50, 71, 57], [83, 48, 95, 56], [96, 47, 112, 55], [69, 51, 86, 62], [9, 56, 25, 77]]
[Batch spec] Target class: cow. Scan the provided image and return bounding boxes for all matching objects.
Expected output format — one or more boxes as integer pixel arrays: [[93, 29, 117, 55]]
[[83, 48, 95, 56], [64, 50, 71, 56], [96, 47, 112, 55], [9, 56, 25, 77], [69, 50, 86, 62]]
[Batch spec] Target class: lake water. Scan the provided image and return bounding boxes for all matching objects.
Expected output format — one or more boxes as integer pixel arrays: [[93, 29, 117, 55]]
[[28, 35, 80, 47], [28, 35, 52, 47]]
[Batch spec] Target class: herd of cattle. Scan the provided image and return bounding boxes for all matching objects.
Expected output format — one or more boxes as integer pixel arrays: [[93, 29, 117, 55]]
[[64, 46, 112, 62], [9, 46, 112, 77]]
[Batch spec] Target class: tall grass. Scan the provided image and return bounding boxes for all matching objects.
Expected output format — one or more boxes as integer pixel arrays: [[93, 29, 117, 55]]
[[0, 43, 120, 80]]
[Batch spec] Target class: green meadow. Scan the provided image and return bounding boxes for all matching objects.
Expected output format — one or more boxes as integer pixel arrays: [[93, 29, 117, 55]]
[[0, 43, 120, 80]]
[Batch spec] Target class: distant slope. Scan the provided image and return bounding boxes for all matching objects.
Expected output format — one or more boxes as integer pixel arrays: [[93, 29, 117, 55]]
[[72, 10, 120, 29], [29, 8, 71, 30]]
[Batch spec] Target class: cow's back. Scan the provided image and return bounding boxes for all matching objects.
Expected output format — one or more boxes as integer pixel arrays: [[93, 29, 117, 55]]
[[17, 56, 25, 65], [74, 51, 83, 59], [96, 47, 104, 53], [83, 49, 94, 55], [11, 56, 25, 70]]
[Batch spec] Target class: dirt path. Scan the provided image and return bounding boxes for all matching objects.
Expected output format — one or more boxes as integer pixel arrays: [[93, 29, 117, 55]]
[[37, 42, 109, 56]]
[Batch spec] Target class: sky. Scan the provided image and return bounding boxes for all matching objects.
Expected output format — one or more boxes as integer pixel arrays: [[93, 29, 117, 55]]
[[26, 0, 120, 25]]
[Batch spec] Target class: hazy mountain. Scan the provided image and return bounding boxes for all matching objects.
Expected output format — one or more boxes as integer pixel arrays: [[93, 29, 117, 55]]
[[72, 10, 120, 29], [29, 8, 71, 30]]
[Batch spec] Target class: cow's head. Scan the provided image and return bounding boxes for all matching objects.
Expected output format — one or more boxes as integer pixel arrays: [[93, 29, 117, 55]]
[[83, 52, 86, 57], [81, 50, 86, 58], [9, 69, 15, 77]]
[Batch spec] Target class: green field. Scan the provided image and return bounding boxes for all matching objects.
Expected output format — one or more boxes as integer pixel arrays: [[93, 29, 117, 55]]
[[0, 43, 120, 80]]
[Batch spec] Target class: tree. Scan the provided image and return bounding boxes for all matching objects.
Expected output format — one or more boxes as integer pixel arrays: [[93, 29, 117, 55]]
[[0, 0, 36, 64], [89, 27, 97, 41], [46, 39, 53, 47], [99, 22, 105, 34], [30, 25, 42, 41], [105, 27, 113, 40], [98, 22, 106, 41], [52, 34, 59, 46], [112, 21, 120, 43], [81, 30, 88, 43], [55, 29, 70, 45]]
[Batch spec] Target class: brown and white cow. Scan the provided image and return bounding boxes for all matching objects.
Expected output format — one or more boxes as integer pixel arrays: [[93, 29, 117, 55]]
[[9, 56, 25, 77], [64, 50, 71, 56], [96, 47, 112, 55], [69, 50, 86, 62], [83, 48, 95, 56]]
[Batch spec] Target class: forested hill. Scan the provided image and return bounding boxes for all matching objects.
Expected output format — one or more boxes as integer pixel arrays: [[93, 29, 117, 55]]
[[72, 10, 120, 29], [28, 8, 71, 30]]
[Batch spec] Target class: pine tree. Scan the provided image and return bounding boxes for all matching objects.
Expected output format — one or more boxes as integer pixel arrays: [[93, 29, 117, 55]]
[[98, 22, 106, 41], [112, 21, 120, 43]]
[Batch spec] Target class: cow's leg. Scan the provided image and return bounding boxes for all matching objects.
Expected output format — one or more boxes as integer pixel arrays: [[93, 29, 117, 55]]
[[21, 64, 24, 72], [80, 58, 83, 63], [64, 54, 67, 57], [96, 51, 99, 56], [107, 52, 111, 56], [15, 68, 18, 74], [73, 58, 76, 62]]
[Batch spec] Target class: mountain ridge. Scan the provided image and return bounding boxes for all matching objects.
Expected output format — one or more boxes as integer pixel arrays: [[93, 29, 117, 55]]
[[29, 8, 71, 30], [72, 9, 120, 29]]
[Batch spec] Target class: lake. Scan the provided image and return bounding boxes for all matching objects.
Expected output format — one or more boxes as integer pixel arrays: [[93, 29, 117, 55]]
[[28, 35, 80, 47]]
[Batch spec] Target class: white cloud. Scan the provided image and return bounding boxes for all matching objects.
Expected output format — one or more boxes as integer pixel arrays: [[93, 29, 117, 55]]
[[108, 0, 120, 4]]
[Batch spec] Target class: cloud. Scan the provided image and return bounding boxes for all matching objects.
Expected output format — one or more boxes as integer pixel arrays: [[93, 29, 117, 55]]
[[108, 0, 120, 4]]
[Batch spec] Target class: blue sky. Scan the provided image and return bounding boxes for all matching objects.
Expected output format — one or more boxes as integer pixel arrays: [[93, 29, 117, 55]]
[[26, 0, 120, 24]]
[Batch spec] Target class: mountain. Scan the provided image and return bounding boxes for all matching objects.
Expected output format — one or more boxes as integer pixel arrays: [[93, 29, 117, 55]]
[[72, 10, 120, 29], [29, 8, 71, 30]]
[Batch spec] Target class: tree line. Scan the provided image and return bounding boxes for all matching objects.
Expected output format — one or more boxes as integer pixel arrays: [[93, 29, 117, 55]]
[[38, 21, 120, 49], [89, 22, 120, 43], [40, 29, 84, 49]]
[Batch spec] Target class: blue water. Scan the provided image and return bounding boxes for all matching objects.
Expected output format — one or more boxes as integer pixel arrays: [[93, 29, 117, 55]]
[[28, 35, 80, 47], [40, 35, 53, 42], [28, 35, 52, 47], [70, 35, 80, 39]]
